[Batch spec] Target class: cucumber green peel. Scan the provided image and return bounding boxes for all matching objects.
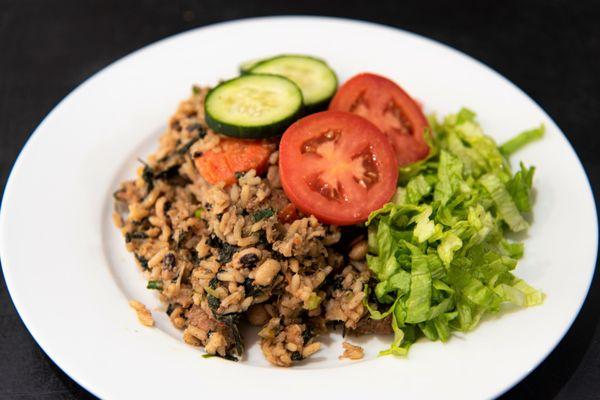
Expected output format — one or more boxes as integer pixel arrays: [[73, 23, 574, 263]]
[[365, 108, 544, 356], [244, 54, 338, 111], [239, 58, 262, 74], [204, 74, 303, 138]]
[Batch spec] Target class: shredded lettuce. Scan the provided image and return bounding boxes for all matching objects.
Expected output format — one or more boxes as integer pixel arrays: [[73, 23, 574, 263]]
[[365, 108, 543, 356], [500, 125, 545, 156], [479, 173, 529, 232]]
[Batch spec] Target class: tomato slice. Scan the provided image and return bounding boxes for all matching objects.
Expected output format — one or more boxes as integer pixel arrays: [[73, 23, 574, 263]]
[[329, 73, 430, 166], [279, 111, 398, 226]]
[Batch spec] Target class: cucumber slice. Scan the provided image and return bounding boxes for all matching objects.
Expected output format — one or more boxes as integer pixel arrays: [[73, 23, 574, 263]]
[[205, 74, 303, 138], [249, 55, 338, 111], [239, 58, 262, 74]]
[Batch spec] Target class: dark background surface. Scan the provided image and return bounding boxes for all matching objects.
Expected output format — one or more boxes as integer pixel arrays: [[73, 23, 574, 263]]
[[1, 0, 599, 399]]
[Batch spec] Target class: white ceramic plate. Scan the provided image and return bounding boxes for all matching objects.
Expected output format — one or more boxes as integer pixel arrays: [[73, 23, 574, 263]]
[[1, 16, 597, 400]]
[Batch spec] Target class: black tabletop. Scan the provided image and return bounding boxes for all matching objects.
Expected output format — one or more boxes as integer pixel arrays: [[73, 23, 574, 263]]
[[1, 1, 599, 399]]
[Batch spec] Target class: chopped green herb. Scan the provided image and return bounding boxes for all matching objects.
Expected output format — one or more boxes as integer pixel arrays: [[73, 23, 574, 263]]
[[166, 303, 175, 316], [213, 313, 244, 356], [242, 277, 261, 297], [207, 234, 223, 248], [201, 351, 239, 361], [189, 249, 201, 265], [217, 242, 239, 264], [154, 166, 181, 182], [186, 122, 202, 132], [177, 136, 200, 155], [192, 85, 200, 95], [194, 208, 204, 218], [141, 163, 154, 193], [126, 231, 148, 242], [253, 208, 274, 222], [207, 294, 221, 311], [134, 253, 149, 270], [302, 325, 313, 344], [209, 277, 219, 289], [204, 286, 218, 297], [305, 293, 322, 310], [147, 280, 163, 290]]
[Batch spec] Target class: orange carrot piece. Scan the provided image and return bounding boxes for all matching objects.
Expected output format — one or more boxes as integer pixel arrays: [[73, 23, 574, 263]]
[[195, 138, 273, 185]]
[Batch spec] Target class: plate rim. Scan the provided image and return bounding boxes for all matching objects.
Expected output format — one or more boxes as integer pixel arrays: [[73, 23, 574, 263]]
[[1, 15, 597, 399]]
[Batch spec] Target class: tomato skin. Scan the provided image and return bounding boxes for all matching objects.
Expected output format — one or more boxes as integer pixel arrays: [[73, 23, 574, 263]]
[[277, 203, 299, 224], [279, 111, 398, 226], [329, 73, 430, 166]]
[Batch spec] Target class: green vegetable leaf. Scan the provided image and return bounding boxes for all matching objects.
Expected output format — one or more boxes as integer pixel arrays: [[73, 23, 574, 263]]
[[374, 270, 411, 303], [437, 232, 463, 266], [434, 151, 463, 205], [495, 278, 544, 306], [406, 175, 432, 204], [147, 280, 163, 290], [252, 208, 274, 222], [506, 163, 536, 212], [500, 125, 545, 156], [405, 254, 432, 323], [411, 206, 436, 242], [378, 313, 410, 357], [364, 286, 400, 319], [365, 108, 543, 357], [479, 173, 529, 232], [305, 293, 322, 310]]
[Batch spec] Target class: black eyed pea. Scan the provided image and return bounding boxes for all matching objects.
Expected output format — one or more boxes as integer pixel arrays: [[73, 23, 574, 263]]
[[235, 247, 261, 268], [254, 259, 281, 286]]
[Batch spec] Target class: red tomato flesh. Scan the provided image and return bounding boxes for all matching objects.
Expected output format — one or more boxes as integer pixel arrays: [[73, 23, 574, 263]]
[[279, 111, 398, 226], [277, 203, 299, 224], [329, 73, 430, 166]]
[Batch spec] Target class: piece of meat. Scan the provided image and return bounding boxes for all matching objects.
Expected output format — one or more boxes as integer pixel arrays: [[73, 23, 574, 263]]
[[186, 305, 220, 332], [349, 315, 394, 335], [186, 305, 242, 356]]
